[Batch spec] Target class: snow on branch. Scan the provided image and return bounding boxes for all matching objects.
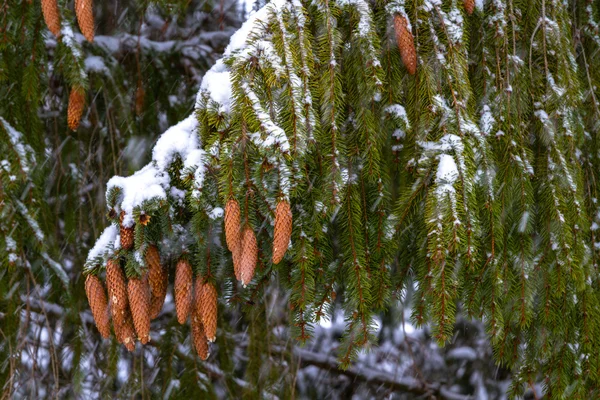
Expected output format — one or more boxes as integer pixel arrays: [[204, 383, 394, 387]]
[[107, 115, 200, 227], [0, 117, 36, 174]]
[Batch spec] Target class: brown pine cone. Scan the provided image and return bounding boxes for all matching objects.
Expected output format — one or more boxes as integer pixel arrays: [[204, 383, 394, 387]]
[[119, 211, 134, 250], [74, 0, 94, 42], [224, 199, 241, 252], [191, 313, 209, 360], [240, 227, 257, 287], [84, 275, 110, 338], [198, 282, 218, 342], [41, 0, 61, 37], [393, 14, 417, 75], [128, 275, 151, 344], [67, 87, 85, 131], [464, 0, 475, 15], [272, 200, 292, 264], [113, 307, 136, 352], [174, 258, 193, 324], [146, 245, 167, 318], [232, 245, 241, 281], [106, 259, 128, 311]]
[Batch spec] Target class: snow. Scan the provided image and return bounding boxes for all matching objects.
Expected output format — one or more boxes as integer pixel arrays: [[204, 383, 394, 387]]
[[106, 115, 203, 226], [445, 8, 464, 43], [385, 104, 410, 128], [16, 200, 44, 242], [86, 225, 119, 263], [447, 346, 477, 361], [436, 154, 459, 192], [84, 56, 108, 73], [224, 0, 287, 57], [209, 207, 224, 220], [419, 134, 464, 153], [107, 164, 169, 226], [1, 117, 35, 173], [152, 115, 200, 171], [480, 105, 495, 135], [60, 25, 82, 60], [6, 236, 16, 251], [518, 211, 530, 233], [198, 60, 232, 113], [243, 82, 290, 152], [42, 253, 70, 287]]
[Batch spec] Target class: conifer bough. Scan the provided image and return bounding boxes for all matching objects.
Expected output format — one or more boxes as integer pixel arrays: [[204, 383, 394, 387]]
[[84, 0, 600, 393]]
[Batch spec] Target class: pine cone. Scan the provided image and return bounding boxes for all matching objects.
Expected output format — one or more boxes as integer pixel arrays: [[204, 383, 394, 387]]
[[464, 0, 475, 15], [232, 245, 241, 281], [240, 227, 258, 287], [147, 245, 167, 318], [197, 281, 218, 342], [74, 0, 94, 42], [113, 307, 136, 352], [128, 275, 151, 344], [41, 0, 61, 37], [67, 87, 85, 131], [191, 313, 209, 360], [106, 259, 128, 311], [119, 211, 134, 250], [393, 14, 417, 75], [84, 275, 110, 338], [224, 199, 241, 252], [272, 200, 292, 264], [174, 258, 193, 324]]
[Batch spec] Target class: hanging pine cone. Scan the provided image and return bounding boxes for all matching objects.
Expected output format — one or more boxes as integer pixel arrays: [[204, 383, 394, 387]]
[[106, 259, 128, 311], [464, 0, 475, 15], [146, 245, 167, 319], [232, 245, 242, 281], [174, 258, 193, 324], [128, 275, 151, 344], [135, 80, 145, 116], [393, 14, 417, 75], [84, 275, 110, 338], [224, 199, 241, 252], [74, 0, 94, 42], [113, 308, 136, 352], [272, 200, 292, 264], [240, 227, 257, 287], [191, 313, 209, 360], [197, 281, 218, 342], [67, 87, 85, 131], [41, 0, 61, 37], [119, 211, 134, 250]]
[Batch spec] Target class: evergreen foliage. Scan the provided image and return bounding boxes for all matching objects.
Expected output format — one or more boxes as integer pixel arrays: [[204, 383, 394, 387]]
[[4, 0, 600, 397], [81, 0, 600, 396]]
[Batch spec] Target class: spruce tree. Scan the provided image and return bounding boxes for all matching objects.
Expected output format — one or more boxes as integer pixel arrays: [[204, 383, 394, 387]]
[[79, 0, 600, 397], [4, 0, 600, 397]]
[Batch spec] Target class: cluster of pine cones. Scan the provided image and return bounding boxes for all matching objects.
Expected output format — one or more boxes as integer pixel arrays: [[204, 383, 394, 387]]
[[392, 0, 475, 75], [84, 226, 216, 359], [224, 199, 292, 286], [85, 199, 292, 359], [41, 0, 94, 131]]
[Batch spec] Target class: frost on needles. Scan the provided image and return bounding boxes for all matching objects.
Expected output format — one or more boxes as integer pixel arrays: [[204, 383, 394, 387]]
[[83, 0, 600, 394]]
